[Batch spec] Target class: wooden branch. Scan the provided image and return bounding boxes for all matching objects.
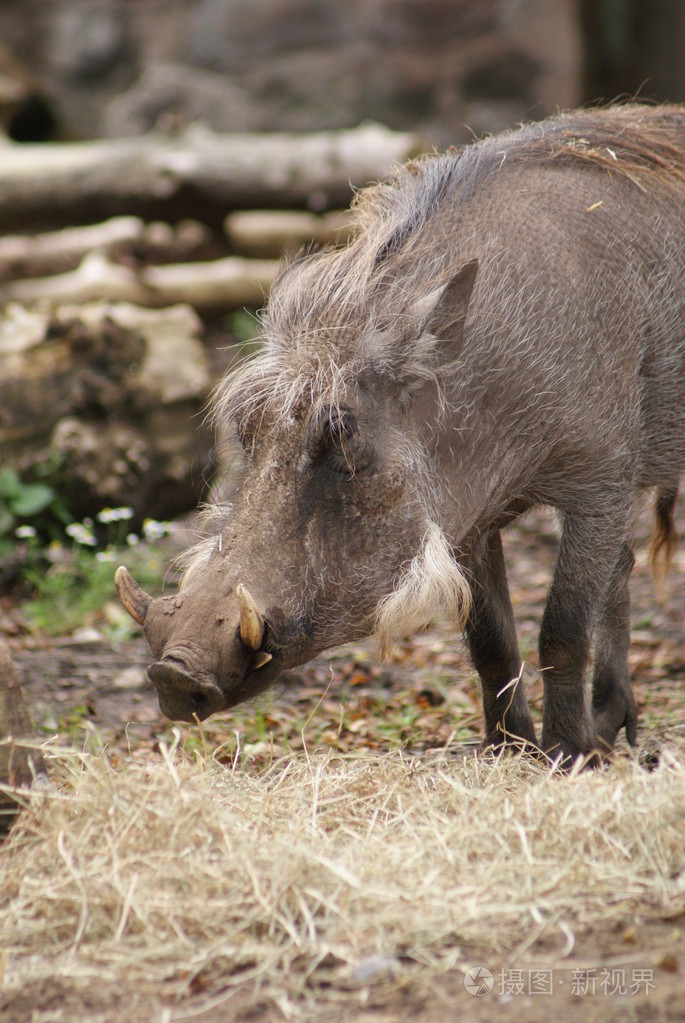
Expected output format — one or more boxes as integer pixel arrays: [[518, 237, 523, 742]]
[[0, 217, 144, 280], [0, 250, 279, 312], [0, 216, 215, 283], [141, 256, 277, 311], [225, 209, 356, 257], [0, 122, 423, 232]]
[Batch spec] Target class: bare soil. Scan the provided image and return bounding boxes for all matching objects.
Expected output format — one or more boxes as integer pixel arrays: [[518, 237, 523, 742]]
[[1, 501, 684, 1023]]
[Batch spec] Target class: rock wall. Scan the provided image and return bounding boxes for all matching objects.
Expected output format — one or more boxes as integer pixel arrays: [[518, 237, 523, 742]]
[[2, 1, 684, 148], [0, 0, 583, 146]]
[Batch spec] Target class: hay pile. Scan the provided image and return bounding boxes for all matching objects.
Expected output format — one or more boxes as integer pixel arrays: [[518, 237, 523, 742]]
[[1, 734, 685, 1019]]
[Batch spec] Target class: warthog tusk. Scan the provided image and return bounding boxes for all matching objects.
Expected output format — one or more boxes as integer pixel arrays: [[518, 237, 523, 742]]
[[114, 566, 152, 625], [236, 582, 265, 651], [250, 651, 273, 670]]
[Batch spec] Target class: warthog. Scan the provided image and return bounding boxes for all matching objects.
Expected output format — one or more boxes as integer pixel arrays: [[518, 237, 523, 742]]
[[116, 104, 685, 763]]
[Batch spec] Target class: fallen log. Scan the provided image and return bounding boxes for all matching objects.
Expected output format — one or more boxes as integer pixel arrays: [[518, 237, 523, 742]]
[[0, 216, 143, 280], [0, 640, 47, 840], [140, 255, 278, 310], [0, 250, 278, 312], [225, 209, 356, 258], [0, 216, 213, 281], [0, 122, 423, 232]]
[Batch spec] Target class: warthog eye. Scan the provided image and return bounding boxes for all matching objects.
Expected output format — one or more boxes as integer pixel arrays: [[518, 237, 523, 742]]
[[235, 411, 260, 454], [308, 407, 367, 475], [321, 408, 356, 449], [310, 405, 376, 476]]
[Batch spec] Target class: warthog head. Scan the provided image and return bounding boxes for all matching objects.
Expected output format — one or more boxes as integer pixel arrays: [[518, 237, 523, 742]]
[[115, 254, 478, 721]]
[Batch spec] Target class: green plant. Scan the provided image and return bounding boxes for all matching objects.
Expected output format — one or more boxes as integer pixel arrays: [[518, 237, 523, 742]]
[[224, 309, 260, 345], [22, 543, 165, 636], [20, 509, 172, 636], [0, 467, 58, 546]]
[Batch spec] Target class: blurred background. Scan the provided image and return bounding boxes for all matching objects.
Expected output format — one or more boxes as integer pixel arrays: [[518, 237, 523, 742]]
[[0, 0, 684, 776], [1, 0, 684, 566], [1, 0, 683, 145]]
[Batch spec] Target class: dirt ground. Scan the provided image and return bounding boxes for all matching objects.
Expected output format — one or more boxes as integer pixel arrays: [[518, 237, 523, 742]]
[[1, 500, 684, 1022], [5, 498, 685, 743], [1, 944, 683, 1023]]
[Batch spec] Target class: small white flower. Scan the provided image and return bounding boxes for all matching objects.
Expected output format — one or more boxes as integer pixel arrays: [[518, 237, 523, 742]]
[[142, 518, 170, 541], [126, 533, 140, 546], [97, 506, 135, 523], [65, 522, 97, 546], [96, 548, 117, 562], [46, 541, 66, 564], [15, 524, 37, 539]]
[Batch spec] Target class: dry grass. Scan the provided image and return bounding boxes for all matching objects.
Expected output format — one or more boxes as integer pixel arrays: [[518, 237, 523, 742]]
[[2, 731, 685, 1019]]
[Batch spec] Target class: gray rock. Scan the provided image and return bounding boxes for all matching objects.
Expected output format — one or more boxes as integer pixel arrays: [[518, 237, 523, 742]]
[[101, 62, 265, 136]]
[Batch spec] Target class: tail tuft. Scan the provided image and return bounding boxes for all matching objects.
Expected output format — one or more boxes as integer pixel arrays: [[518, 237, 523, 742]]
[[649, 485, 679, 589]]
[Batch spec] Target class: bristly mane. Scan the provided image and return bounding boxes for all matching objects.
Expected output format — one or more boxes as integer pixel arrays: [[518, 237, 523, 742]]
[[211, 103, 685, 437], [510, 103, 685, 188]]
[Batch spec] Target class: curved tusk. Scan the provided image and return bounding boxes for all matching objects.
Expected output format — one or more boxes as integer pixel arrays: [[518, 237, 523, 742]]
[[250, 651, 273, 670], [114, 566, 152, 626], [236, 582, 265, 651]]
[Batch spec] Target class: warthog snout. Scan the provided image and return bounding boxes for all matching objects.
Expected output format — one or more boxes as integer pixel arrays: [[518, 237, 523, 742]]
[[115, 566, 278, 719], [147, 657, 226, 722]]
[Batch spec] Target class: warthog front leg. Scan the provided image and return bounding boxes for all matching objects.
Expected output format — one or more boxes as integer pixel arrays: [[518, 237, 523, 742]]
[[591, 543, 638, 750], [464, 529, 537, 750], [539, 509, 632, 764]]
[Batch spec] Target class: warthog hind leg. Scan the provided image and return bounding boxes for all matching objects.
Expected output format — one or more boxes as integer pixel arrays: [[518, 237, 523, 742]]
[[540, 506, 633, 764], [591, 543, 638, 750]]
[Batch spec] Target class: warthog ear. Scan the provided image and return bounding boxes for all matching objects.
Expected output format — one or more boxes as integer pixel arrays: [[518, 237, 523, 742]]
[[361, 260, 478, 394], [409, 259, 478, 347]]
